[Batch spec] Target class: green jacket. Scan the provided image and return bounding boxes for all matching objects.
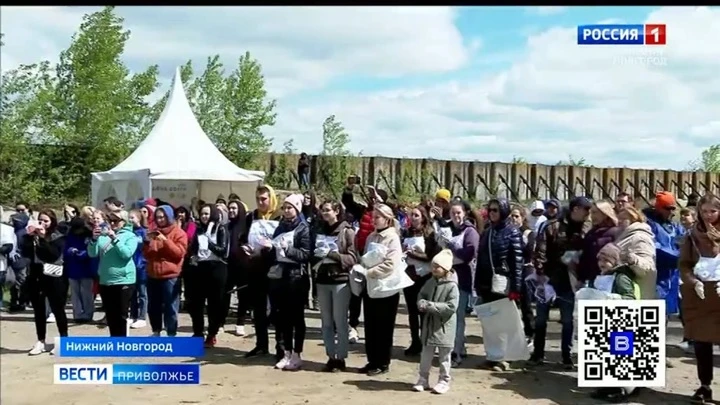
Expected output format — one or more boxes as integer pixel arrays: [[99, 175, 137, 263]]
[[88, 224, 137, 286], [592, 265, 640, 300], [418, 276, 459, 348]]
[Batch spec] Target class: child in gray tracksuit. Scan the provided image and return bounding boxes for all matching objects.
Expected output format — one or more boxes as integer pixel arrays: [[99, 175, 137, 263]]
[[412, 249, 459, 395]]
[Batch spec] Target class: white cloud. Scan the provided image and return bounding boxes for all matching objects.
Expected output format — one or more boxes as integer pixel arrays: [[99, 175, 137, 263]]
[[526, 7, 568, 16], [1, 6, 718, 170], [269, 6, 720, 169], [0, 6, 469, 97]]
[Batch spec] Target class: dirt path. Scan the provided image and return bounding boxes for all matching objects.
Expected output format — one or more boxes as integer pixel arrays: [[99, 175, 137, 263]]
[[0, 303, 706, 405]]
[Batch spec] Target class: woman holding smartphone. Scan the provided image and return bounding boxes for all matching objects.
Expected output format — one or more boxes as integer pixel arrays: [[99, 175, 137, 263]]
[[88, 210, 137, 337], [22, 210, 68, 356]]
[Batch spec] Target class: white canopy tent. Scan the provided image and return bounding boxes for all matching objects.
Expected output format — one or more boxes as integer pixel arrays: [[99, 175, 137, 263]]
[[91, 67, 265, 208]]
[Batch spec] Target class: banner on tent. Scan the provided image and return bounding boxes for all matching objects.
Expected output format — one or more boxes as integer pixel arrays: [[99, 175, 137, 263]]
[[152, 181, 197, 206]]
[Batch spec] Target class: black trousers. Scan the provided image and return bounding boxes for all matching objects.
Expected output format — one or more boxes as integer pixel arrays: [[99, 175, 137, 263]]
[[248, 275, 275, 351], [363, 292, 400, 367], [695, 341, 714, 386], [222, 261, 249, 326], [185, 261, 228, 337], [349, 293, 362, 329], [27, 266, 69, 341], [99, 284, 135, 337], [403, 275, 429, 346], [269, 276, 309, 353]]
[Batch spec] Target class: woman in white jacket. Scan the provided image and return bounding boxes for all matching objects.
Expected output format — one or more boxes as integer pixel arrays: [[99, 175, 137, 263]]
[[360, 204, 403, 376], [614, 206, 656, 300]]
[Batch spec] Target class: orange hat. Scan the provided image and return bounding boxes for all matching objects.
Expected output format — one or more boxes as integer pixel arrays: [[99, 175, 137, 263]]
[[655, 191, 676, 210]]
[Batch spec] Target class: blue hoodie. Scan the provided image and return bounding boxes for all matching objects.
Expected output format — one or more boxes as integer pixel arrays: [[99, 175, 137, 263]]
[[63, 220, 100, 279], [643, 207, 685, 314], [133, 226, 147, 282]]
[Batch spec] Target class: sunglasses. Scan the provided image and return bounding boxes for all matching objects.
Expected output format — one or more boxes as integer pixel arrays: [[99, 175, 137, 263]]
[[488, 208, 499, 213], [108, 217, 123, 224], [664, 206, 677, 211]]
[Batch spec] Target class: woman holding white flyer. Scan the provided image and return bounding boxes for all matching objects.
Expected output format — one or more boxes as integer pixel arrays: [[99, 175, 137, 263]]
[[444, 200, 480, 367], [313, 199, 358, 372], [260, 194, 312, 371], [401, 205, 440, 356], [359, 204, 404, 376]]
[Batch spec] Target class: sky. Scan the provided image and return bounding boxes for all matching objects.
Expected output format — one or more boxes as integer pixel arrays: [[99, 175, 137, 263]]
[[1, 6, 718, 170]]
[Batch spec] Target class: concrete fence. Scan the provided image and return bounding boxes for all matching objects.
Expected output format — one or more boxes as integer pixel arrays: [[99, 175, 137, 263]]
[[262, 153, 720, 203]]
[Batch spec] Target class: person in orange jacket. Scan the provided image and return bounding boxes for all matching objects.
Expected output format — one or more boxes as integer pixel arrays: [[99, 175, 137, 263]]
[[143, 205, 188, 337]]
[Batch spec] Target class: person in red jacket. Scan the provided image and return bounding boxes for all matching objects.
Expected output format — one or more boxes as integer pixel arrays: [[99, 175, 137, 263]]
[[341, 179, 388, 343], [143, 205, 188, 337]]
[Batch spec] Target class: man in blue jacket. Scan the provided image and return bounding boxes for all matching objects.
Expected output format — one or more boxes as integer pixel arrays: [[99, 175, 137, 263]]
[[642, 191, 685, 316]]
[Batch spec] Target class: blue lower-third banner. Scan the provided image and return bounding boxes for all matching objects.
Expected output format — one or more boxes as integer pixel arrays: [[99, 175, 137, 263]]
[[57, 336, 204, 357], [54, 364, 200, 385]]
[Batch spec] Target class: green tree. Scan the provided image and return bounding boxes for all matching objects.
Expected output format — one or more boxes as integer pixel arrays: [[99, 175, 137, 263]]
[[318, 115, 351, 192], [556, 154, 587, 166], [0, 61, 51, 202], [222, 52, 276, 168], [37, 6, 160, 198], [147, 52, 276, 169], [690, 144, 720, 173], [265, 139, 297, 189]]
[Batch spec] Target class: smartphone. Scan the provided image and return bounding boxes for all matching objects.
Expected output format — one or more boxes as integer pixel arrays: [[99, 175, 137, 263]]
[[99, 223, 109, 230], [147, 230, 160, 237]]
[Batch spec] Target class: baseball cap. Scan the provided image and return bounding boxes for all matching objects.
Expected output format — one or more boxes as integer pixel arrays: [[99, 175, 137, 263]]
[[107, 210, 129, 223]]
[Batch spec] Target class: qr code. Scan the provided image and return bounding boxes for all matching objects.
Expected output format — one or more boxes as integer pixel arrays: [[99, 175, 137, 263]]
[[578, 300, 666, 387]]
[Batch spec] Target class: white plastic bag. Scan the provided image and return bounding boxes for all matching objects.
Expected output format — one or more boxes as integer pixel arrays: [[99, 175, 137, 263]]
[[404, 236, 431, 277], [575, 287, 622, 301], [272, 230, 296, 263], [593, 274, 616, 293], [248, 220, 279, 252], [524, 273, 556, 304], [361, 242, 387, 268], [434, 223, 454, 247], [314, 235, 339, 258], [474, 298, 529, 362], [366, 260, 412, 299]]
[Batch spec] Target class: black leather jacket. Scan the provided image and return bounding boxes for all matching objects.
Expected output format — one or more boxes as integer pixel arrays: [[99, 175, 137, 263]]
[[475, 198, 524, 296]]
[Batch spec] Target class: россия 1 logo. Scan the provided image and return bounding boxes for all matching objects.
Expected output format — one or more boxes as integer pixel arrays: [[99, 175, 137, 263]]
[[577, 24, 666, 45]]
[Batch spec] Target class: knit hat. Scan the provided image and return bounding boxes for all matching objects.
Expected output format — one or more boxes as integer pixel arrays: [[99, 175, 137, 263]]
[[435, 188, 451, 203], [597, 243, 620, 266], [284, 193, 304, 215], [655, 191, 676, 210], [432, 249, 454, 272]]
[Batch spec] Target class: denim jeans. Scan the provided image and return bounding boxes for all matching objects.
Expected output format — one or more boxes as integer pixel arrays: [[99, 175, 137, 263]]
[[316, 283, 351, 359], [454, 290, 470, 356], [300, 172, 310, 188], [147, 278, 180, 336], [69, 278, 95, 321], [131, 281, 148, 321], [533, 290, 575, 359]]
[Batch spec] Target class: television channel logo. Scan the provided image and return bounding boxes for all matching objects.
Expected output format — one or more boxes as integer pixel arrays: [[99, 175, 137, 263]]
[[577, 24, 666, 45], [609, 331, 634, 356]]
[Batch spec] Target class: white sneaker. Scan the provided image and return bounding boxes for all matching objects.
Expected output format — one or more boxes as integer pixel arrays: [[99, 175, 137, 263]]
[[284, 352, 303, 371], [235, 325, 246, 336], [275, 351, 292, 369], [677, 340, 694, 354], [412, 377, 429, 392], [432, 381, 450, 394], [349, 327, 359, 344], [46, 313, 56, 323], [130, 320, 147, 329], [29, 341, 46, 356], [150, 332, 161, 337], [218, 327, 224, 334]]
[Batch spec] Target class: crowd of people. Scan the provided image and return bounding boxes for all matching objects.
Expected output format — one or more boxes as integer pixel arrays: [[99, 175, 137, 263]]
[[0, 181, 718, 402]]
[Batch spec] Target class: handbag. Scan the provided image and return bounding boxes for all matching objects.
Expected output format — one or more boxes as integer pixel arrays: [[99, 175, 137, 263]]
[[43, 263, 63, 278], [488, 228, 509, 295]]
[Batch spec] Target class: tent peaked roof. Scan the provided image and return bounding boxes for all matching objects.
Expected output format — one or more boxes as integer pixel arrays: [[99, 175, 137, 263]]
[[108, 67, 264, 181]]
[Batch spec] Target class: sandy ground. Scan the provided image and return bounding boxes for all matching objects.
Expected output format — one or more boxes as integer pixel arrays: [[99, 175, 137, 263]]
[[0, 300, 712, 405]]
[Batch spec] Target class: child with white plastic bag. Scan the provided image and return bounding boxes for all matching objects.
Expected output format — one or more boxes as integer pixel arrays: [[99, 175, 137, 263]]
[[412, 249, 459, 394], [586, 243, 642, 403]]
